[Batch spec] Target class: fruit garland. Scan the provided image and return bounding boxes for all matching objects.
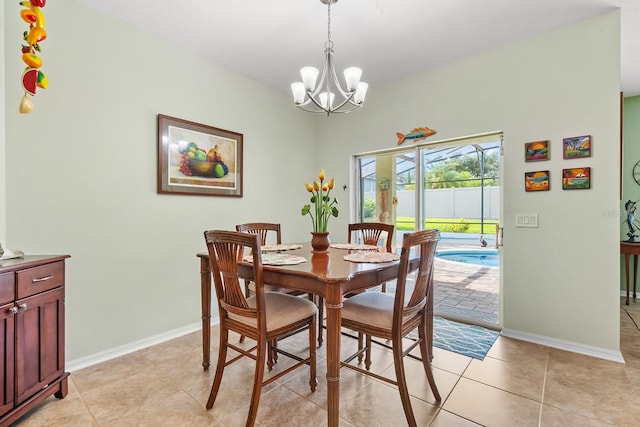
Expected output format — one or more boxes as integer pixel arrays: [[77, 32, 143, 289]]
[[18, 0, 48, 114]]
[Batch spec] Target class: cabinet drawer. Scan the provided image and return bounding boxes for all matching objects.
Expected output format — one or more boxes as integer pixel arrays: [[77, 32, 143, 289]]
[[0, 273, 14, 305], [17, 261, 64, 299]]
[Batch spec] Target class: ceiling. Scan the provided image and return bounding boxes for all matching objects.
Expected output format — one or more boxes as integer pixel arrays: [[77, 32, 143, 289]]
[[77, 0, 639, 97]]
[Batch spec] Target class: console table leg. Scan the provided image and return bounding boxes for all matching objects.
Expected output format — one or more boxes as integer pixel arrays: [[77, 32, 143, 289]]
[[634, 255, 638, 300], [625, 254, 631, 305]]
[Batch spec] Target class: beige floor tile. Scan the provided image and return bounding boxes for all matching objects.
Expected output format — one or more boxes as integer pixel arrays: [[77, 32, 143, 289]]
[[218, 384, 326, 427], [539, 404, 619, 427], [377, 356, 459, 404], [485, 336, 548, 364], [443, 377, 541, 427], [543, 346, 640, 425], [13, 379, 97, 427], [462, 355, 545, 401], [430, 409, 483, 426], [338, 377, 439, 427]]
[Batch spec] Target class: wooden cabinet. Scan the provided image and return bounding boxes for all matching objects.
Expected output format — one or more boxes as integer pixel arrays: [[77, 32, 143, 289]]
[[0, 255, 70, 426]]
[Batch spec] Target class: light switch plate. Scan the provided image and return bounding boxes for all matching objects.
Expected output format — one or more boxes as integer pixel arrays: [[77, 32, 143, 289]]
[[515, 213, 538, 228]]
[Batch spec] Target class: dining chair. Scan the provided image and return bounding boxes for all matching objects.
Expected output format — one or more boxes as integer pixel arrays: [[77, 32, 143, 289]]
[[348, 222, 395, 253], [348, 222, 395, 292], [340, 229, 441, 427], [235, 222, 324, 351], [203, 230, 317, 427]]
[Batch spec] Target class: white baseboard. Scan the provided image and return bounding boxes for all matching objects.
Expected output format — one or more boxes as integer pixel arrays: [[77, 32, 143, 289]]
[[66, 318, 220, 372], [68, 317, 625, 371], [500, 328, 625, 364]]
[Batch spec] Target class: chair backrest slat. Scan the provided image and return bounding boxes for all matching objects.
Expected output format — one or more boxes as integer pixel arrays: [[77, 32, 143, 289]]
[[394, 229, 440, 322], [236, 223, 282, 245], [348, 222, 395, 252], [204, 230, 265, 322]]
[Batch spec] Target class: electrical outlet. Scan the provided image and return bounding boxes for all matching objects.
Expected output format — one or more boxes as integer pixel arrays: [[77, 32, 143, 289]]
[[515, 213, 538, 228]]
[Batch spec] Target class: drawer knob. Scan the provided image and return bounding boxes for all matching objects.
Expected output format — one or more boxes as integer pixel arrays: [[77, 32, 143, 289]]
[[18, 303, 27, 311], [8, 306, 18, 315]]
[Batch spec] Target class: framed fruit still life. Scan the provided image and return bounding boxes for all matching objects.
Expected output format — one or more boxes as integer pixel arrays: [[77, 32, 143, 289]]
[[157, 114, 243, 197]]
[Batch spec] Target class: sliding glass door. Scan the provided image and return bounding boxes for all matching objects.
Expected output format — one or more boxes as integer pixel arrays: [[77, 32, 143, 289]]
[[354, 132, 502, 327]]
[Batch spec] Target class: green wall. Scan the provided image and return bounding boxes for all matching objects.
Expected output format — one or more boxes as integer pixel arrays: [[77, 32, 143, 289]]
[[621, 96, 640, 291]]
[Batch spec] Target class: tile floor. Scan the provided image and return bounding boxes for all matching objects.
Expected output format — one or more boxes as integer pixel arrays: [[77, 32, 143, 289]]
[[12, 297, 640, 426]]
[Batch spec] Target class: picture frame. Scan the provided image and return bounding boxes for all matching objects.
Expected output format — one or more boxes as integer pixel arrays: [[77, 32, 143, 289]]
[[562, 167, 591, 190], [525, 170, 550, 192], [524, 140, 549, 162], [562, 135, 591, 159], [157, 114, 243, 197]]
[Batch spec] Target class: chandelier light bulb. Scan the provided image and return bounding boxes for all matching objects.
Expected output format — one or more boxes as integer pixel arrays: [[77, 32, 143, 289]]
[[354, 82, 368, 104], [343, 67, 362, 92], [291, 82, 306, 105], [300, 67, 319, 91], [319, 92, 335, 109]]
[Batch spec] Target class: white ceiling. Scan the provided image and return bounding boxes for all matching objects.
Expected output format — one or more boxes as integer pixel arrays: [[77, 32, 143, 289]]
[[77, 0, 640, 97]]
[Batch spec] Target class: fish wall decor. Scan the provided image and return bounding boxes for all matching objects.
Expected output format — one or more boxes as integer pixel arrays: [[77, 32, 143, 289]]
[[396, 127, 437, 145]]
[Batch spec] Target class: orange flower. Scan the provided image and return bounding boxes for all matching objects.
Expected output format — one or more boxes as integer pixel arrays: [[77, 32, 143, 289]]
[[302, 169, 339, 233]]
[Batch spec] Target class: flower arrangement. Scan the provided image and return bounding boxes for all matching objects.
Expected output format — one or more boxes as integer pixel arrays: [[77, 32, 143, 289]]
[[301, 169, 339, 233]]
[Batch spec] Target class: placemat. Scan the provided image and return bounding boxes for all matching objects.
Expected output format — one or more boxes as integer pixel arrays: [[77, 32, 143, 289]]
[[343, 252, 400, 263], [330, 243, 380, 251], [261, 244, 303, 252], [244, 253, 307, 265]]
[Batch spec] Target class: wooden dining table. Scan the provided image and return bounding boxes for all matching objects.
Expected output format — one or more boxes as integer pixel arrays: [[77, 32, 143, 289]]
[[197, 242, 421, 427]]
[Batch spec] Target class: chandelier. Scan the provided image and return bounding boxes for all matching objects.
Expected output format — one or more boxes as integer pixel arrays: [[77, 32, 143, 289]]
[[291, 0, 368, 115]]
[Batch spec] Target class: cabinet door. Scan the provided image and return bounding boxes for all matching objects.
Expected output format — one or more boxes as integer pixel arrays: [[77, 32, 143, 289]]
[[15, 287, 64, 405], [0, 302, 15, 417]]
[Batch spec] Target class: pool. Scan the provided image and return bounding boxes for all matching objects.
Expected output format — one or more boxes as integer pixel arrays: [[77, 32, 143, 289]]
[[435, 249, 499, 267]]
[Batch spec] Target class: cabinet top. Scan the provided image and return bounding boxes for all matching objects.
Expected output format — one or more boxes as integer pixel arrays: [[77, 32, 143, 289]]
[[0, 255, 70, 273]]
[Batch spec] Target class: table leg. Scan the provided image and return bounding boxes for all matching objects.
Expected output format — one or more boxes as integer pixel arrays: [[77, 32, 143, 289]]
[[634, 255, 638, 300], [200, 257, 212, 371], [625, 254, 630, 305], [324, 286, 342, 427]]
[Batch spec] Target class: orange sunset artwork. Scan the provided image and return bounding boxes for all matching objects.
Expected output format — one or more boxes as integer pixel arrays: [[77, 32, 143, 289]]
[[525, 171, 550, 192]]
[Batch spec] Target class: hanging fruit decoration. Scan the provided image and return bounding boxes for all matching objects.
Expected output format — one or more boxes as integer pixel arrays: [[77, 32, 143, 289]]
[[19, 0, 48, 114]]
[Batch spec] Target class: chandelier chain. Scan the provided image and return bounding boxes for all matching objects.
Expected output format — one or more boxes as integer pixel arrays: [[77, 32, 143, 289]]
[[326, 0, 333, 50]]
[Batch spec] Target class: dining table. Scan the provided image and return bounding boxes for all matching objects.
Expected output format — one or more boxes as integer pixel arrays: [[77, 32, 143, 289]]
[[196, 242, 422, 427]]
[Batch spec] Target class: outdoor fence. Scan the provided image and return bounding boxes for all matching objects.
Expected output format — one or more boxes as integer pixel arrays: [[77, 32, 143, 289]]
[[364, 186, 500, 220]]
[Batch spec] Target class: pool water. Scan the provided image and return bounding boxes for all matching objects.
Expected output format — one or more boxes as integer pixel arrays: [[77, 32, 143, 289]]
[[436, 249, 499, 267]]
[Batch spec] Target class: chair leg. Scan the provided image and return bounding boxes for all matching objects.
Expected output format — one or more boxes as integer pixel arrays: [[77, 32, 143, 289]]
[[365, 335, 372, 371], [317, 296, 324, 347], [418, 322, 441, 401], [357, 332, 364, 363], [246, 336, 267, 427], [240, 280, 251, 344], [381, 281, 387, 293], [206, 327, 230, 410], [309, 315, 318, 392], [392, 334, 417, 427]]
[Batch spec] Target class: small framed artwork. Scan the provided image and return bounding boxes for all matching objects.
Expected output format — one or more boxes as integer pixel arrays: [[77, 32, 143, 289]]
[[525, 140, 549, 162], [562, 135, 591, 159], [157, 114, 243, 197], [525, 170, 550, 192], [562, 167, 591, 190]]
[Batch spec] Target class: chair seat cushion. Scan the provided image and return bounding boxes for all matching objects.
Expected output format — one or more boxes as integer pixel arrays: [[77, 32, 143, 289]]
[[230, 291, 317, 332], [342, 292, 397, 330]]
